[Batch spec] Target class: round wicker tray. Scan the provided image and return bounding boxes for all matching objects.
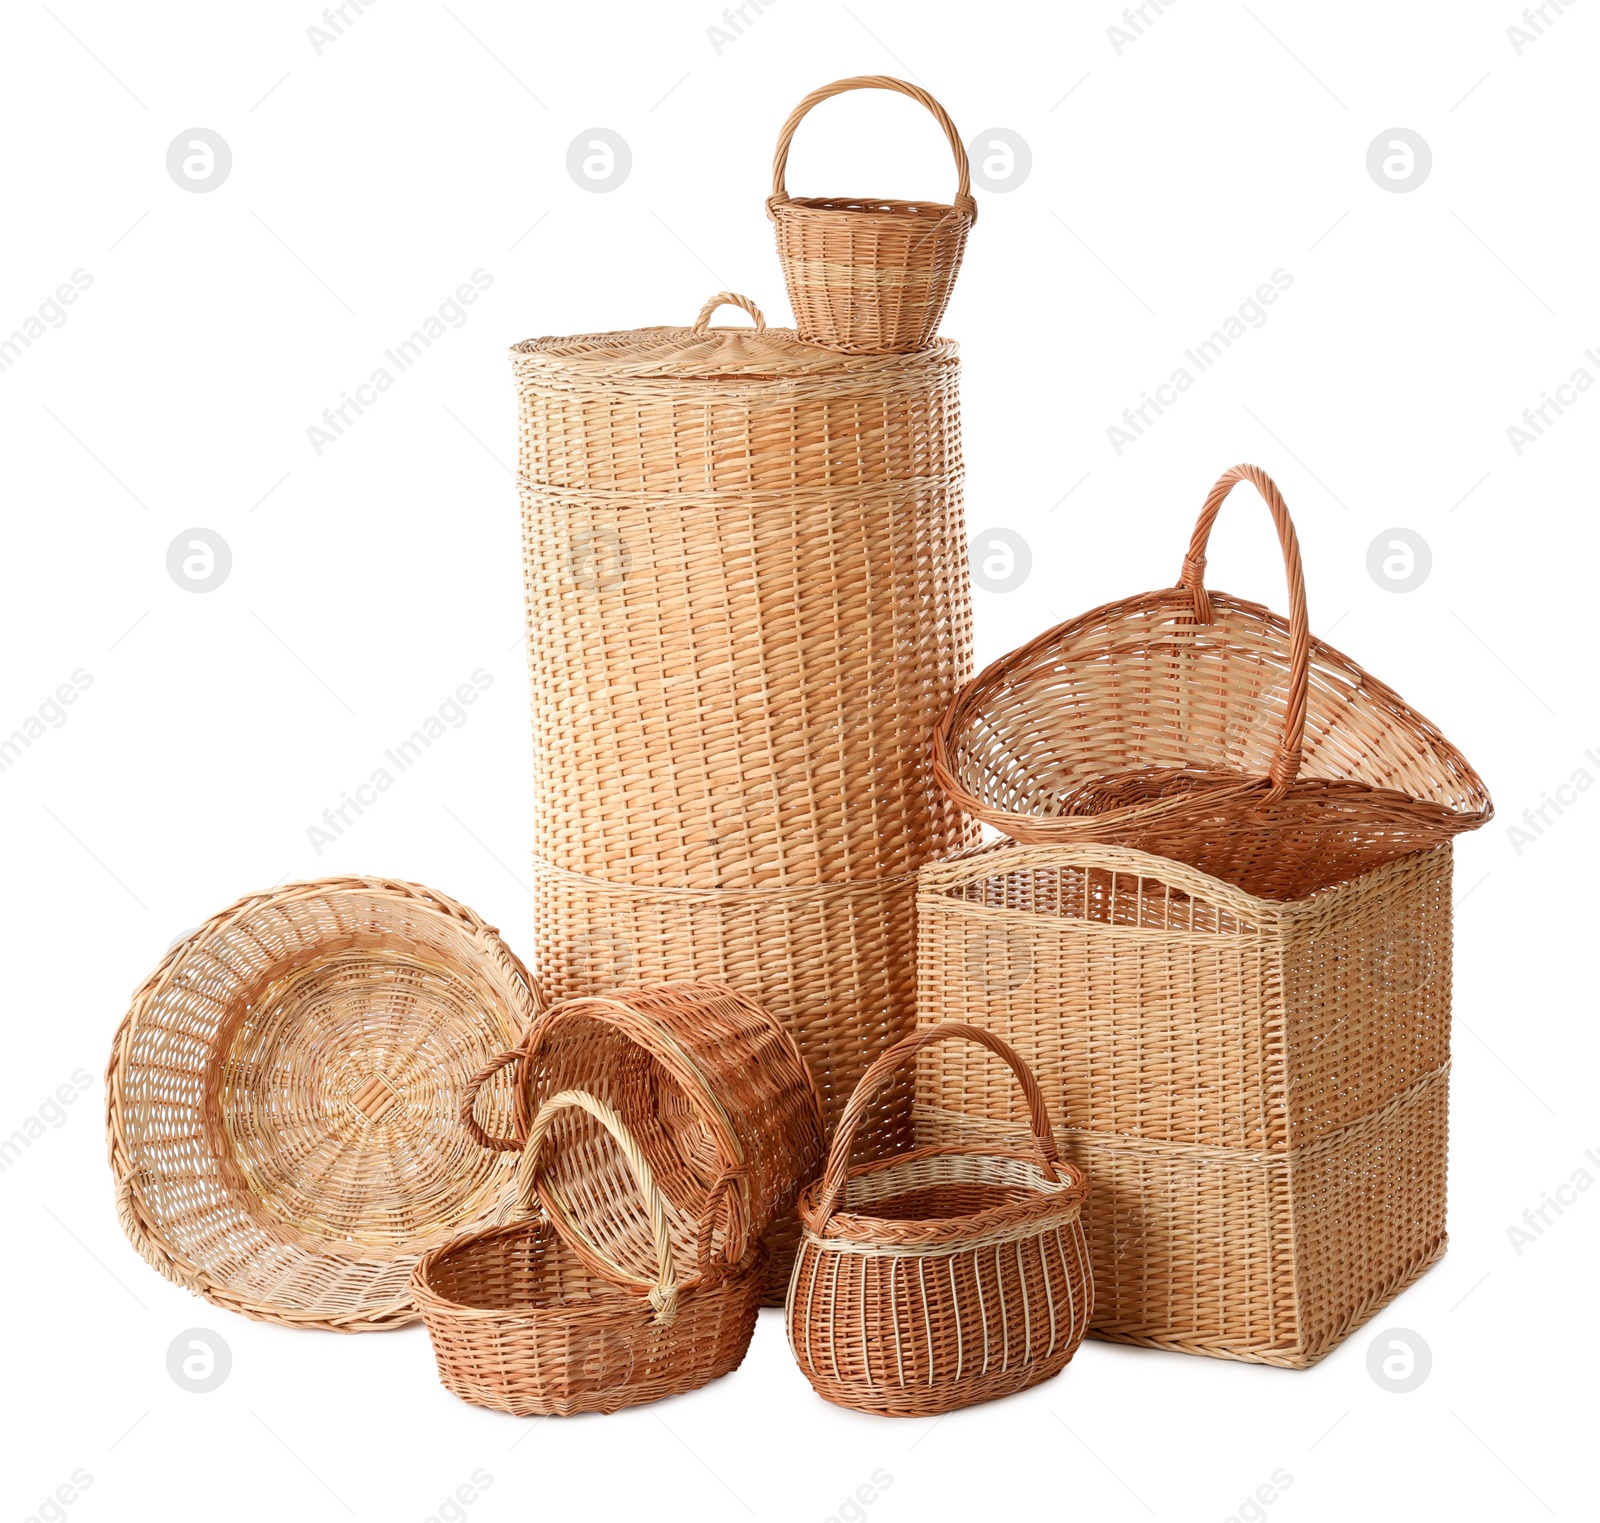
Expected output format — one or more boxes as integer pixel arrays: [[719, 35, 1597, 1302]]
[[106, 877, 541, 1331]]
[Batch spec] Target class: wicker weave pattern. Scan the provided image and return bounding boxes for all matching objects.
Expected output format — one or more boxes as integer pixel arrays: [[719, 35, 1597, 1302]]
[[414, 1090, 764, 1415], [462, 981, 823, 1288], [514, 305, 971, 887], [106, 878, 539, 1331], [915, 841, 1456, 1366], [933, 465, 1491, 900], [788, 1023, 1091, 1415], [768, 77, 975, 353]]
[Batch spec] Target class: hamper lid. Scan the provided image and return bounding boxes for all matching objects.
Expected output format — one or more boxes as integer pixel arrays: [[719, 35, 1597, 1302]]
[[510, 291, 956, 379]]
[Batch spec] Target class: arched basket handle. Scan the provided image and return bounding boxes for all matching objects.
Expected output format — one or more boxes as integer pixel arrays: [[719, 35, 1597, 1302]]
[[690, 292, 766, 334], [1175, 463, 1311, 800], [458, 1046, 527, 1152], [814, 1021, 1058, 1227], [769, 74, 975, 221]]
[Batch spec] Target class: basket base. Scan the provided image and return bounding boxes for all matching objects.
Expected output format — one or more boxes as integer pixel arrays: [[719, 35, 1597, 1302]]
[[800, 1347, 1080, 1418]]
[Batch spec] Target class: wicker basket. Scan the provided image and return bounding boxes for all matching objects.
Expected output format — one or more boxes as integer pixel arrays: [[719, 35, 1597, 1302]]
[[414, 1090, 764, 1416], [768, 76, 975, 353], [530, 858, 920, 1297], [932, 464, 1492, 900], [461, 980, 824, 1285], [788, 1022, 1092, 1416], [106, 878, 540, 1331], [915, 840, 1455, 1367], [513, 291, 972, 889]]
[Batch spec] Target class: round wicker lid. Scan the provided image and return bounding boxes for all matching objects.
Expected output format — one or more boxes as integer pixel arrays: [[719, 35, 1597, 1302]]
[[509, 291, 957, 380], [106, 877, 542, 1331]]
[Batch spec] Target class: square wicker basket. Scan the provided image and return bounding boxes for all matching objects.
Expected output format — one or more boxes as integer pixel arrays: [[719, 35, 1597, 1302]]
[[913, 839, 1454, 1368]]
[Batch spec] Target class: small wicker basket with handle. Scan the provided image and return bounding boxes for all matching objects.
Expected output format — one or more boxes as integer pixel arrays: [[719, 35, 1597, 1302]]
[[787, 1022, 1091, 1416], [932, 464, 1492, 900], [769, 76, 975, 353], [413, 1089, 765, 1417]]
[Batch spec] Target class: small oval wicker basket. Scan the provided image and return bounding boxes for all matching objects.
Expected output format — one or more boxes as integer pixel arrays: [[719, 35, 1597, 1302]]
[[462, 980, 824, 1289], [787, 1022, 1092, 1416], [932, 464, 1493, 900], [106, 877, 540, 1331], [414, 1090, 765, 1417], [768, 75, 975, 353]]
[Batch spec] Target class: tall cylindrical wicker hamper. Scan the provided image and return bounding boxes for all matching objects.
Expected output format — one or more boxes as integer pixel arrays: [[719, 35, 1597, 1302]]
[[512, 294, 975, 1294]]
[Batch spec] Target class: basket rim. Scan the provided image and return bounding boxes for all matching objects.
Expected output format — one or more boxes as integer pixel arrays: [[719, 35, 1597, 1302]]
[[796, 1144, 1088, 1247], [768, 192, 976, 222], [931, 584, 1494, 836]]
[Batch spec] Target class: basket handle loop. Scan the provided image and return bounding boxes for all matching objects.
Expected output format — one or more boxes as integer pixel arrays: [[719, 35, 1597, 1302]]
[[514, 1089, 682, 1324], [770, 75, 976, 222], [458, 1046, 527, 1152], [690, 292, 767, 334], [815, 1021, 1058, 1226], [1176, 463, 1311, 800]]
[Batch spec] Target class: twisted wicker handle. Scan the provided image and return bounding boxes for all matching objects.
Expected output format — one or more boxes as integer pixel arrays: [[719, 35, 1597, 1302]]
[[1176, 463, 1311, 800], [815, 1021, 1058, 1225], [512, 1089, 683, 1324], [770, 75, 976, 222], [691, 292, 766, 333], [459, 1046, 527, 1151]]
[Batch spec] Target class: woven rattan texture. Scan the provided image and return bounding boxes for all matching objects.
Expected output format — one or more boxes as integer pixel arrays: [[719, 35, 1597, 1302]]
[[530, 858, 921, 1297], [933, 465, 1491, 900], [513, 307, 972, 888], [915, 841, 1455, 1366], [788, 1023, 1092, 1415], [768, 77, 975, 353], [107, 878, 539, 1331], [464, 982, 824, 1289], [415, 1089, 764, 1416]]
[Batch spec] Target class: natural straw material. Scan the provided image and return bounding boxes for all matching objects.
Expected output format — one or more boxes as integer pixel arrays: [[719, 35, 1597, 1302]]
[[915, 840, 1454, 1367], [788, 1023, 1091, 1416], [769, 77, 975, 353], [933, 464, 1491, 900], [462, 981, 823, 1287], [107, 878, 539, 1331], [414, 1090, 764, 1416], [513, 293, 972, 889], [530, 859, 921, 1297]]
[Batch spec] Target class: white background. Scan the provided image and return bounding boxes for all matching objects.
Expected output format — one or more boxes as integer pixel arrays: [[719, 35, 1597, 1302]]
[[2, 2, 1596, 1519]]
